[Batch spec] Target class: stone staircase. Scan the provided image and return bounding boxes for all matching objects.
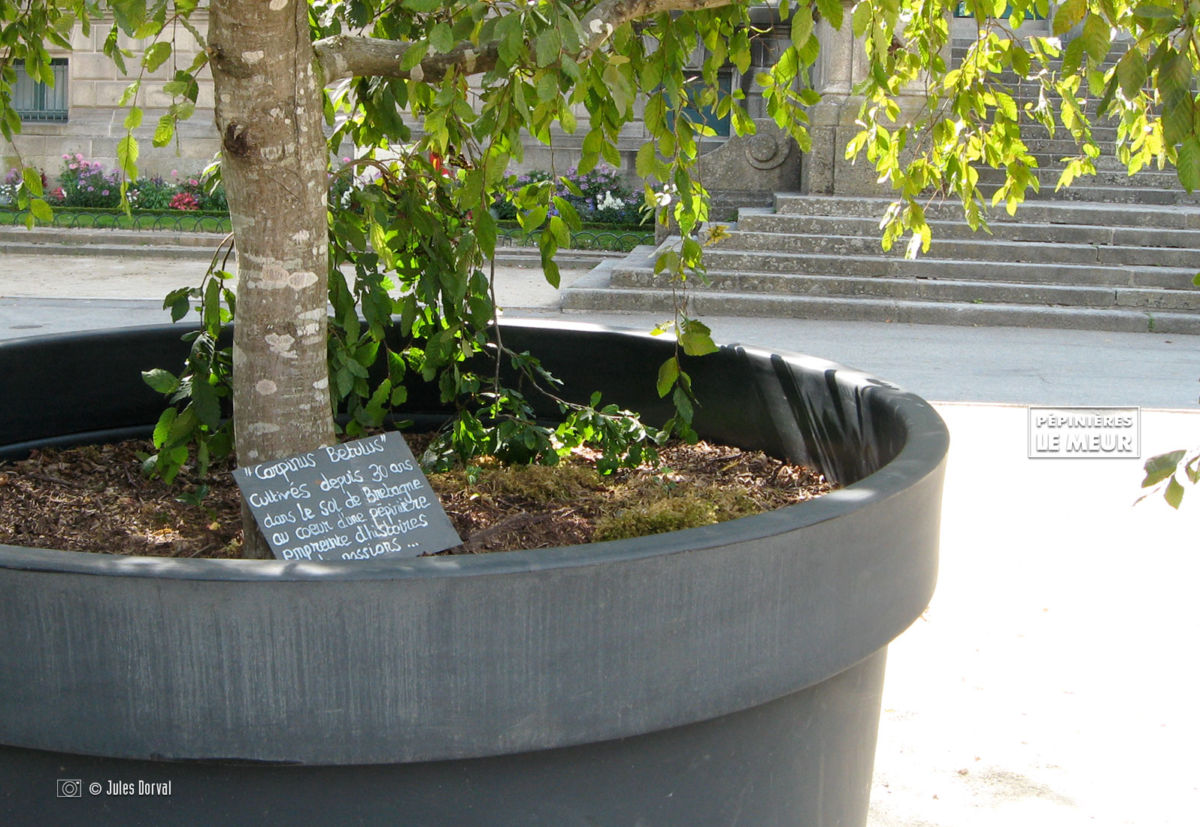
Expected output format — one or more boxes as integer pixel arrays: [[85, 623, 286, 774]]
[[563, 45, 1200, 334], [563, 195, 1200, 333], [0, 226, 229, 260]]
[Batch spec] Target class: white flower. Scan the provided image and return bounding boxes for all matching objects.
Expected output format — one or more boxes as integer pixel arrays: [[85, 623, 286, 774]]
[[654, 190, 672, 207], [598, 191, 624, 210]]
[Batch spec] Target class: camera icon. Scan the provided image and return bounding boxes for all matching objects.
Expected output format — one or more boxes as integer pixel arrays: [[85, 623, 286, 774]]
[[56, 778, 83, 798]]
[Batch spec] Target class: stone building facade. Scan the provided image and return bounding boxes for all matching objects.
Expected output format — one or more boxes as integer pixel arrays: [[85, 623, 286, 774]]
[[2, 9, 796, 189], [2, 7, 1060, 197], [3, 14, 219, 180]]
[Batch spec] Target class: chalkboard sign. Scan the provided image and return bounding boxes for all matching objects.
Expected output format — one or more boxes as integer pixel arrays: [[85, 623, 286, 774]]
[[233, 432, 462, 561]]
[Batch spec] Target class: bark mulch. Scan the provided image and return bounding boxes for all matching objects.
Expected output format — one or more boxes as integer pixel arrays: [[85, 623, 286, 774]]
[[0, 437, 833, 559]]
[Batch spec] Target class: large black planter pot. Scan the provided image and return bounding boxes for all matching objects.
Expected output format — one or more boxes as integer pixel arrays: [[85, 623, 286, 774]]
[[0, 321, 947, 825]]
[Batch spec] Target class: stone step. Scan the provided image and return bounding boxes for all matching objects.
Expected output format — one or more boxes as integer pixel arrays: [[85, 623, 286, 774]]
[[713, 229, 1200, 269], [1023, 153, 1168, 174], [610, 268, 1200, 310], [734, 211, 1200, 249], [0, 229, 612, 269], [0, 226, 228, 250], [0, 239, 223, 261], [1004, 183, 1200, 205], [1018, 122, 1121, 142], [562, 274, 1200, 335], [975, 165, 1183, 191], [1021, 141, 1129, 160], [771, 194, 1200, 229], [676, 248, 1196, 290]]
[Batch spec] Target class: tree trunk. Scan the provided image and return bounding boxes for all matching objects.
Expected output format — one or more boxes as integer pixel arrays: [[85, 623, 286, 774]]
[[209, 0, 334, 558]]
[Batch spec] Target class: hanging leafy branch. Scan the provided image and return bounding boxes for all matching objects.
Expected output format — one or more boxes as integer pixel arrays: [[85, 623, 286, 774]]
[[4, 0, 1199, 508]]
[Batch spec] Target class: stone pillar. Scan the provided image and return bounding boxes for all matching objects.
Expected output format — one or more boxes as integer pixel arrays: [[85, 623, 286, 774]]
[[801, 6, 858, 194], [803, 1, 933, 196]]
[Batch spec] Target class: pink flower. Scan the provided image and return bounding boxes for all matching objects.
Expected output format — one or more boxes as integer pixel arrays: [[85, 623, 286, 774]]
[[169, 192, 199, 211]]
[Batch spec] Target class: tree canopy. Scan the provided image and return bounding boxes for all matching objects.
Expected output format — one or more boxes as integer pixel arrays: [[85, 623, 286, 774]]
[[2, 0, 1198, 545]]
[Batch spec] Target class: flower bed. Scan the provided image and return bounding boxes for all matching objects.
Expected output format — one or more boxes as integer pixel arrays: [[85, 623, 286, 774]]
[[0, 154, 227, 213]]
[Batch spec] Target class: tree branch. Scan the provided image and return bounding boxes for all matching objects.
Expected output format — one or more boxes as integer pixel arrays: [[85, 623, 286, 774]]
[[314, 35, 500, 84], [314, 0, 737, 83]]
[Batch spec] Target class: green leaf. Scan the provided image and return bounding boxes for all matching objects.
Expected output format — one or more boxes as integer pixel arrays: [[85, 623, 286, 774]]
[[119, 81, 141, 107], [429, 22, 454, 54], [475, 209, 497, 259], [29, 199, 52, 223], [635, 142, 659, 179], [851, 1, 873, 37], [657, 357, 680, 398], [191, 377, 221, 430], [153, 114, 175, 148], [790, 11, 813, 49], [543, 258, 561, 289], [495, 13, 523, 65], [402, 0, 442, 10], [816, 0, 843, 30], [116, 135, 139, 179], [1080, 15, 1110, 63], [1164, 477, 1185, 509], [548, 214, 570, 248], [152, 407, 177, 450], [1116, 49, 1147, 98], [363, 379, 392, 425], [170, 294, 191, 322], [551, 196, 580, 231], [203, 278, 222, 332], [520, 205, 549, 231], [1061, 38, 1086, 79], [21, 167, 43, 197], [399, 41, 429, 72], [560, 104, 576, 133], [143, 41, 172, 72], [672, 384, 695, 424], [680, 321, 719, 356], [1052, 0, 1086, 36], [1178, 137, 1200, 193], [142, 368, 180, 395], [124, 105, 142, 130], [166, 407, 199, 448], [1142, 450, 1186, 487], [535, 29, 561, 68], [369, 221, 397, 271], [1010, 44, 1031, 77]]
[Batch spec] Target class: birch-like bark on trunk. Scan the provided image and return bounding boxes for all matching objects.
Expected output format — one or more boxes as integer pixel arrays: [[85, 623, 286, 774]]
[[209, 0, 334, 558]]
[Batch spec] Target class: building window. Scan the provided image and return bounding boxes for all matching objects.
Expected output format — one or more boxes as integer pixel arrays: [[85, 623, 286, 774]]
[[13, 58, 68, 123], [672, 70, 734, 139]]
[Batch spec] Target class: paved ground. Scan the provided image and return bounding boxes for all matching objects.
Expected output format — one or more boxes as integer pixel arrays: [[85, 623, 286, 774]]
[[1, 250, 1198, 824], [1, 252, 1196, 407]]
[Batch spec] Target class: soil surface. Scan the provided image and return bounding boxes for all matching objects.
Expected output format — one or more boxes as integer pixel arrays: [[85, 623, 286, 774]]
[[0, 437, 833, 559]]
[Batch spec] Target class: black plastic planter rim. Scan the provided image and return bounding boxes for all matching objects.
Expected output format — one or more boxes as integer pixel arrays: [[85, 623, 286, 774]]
[[0, 319, 948, 582]]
